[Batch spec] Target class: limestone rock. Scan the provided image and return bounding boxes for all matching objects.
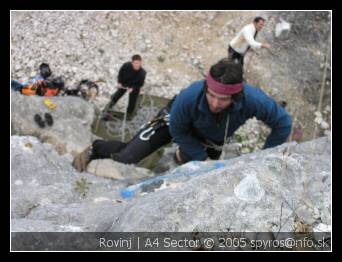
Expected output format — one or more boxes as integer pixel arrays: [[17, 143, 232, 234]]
[[110, 137, 331, 232], [11, 135, 133, 231], [87, 159, 153, 181], [11, 90, 96, 155]]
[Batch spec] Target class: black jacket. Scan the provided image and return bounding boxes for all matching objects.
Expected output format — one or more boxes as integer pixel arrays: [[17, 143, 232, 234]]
[[117, 62, 146, 88]]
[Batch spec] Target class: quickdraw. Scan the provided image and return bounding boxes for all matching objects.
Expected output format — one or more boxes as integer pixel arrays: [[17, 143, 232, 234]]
[[139, 126, 156, 141], [139, 113, 170, 141]]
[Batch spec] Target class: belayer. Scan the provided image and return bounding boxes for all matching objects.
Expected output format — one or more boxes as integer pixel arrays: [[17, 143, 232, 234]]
[[106, 54, 147, 120]]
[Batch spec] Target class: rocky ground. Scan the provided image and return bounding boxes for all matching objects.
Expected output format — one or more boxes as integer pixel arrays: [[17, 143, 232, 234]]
[[10, 11, 332, 237]]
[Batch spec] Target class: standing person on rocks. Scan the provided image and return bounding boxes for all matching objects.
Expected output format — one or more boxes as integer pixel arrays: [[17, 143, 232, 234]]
[[169, 58, 292, 164], [228, 17, 271, 66], [107, 54, 147, 120]]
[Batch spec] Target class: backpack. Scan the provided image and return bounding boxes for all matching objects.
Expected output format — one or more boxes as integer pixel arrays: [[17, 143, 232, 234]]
[[42, 76, 64, 96], [77, 80, 99, 100], [63, 80, 99, 100], [41, 87, 60, 96]]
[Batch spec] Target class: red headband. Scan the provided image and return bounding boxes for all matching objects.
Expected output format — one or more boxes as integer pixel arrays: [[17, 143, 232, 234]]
[[206, 73, 243, 95]]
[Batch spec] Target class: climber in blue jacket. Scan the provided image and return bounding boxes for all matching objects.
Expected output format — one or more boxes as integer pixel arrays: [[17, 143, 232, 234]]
[[169, 58, 292, 164]]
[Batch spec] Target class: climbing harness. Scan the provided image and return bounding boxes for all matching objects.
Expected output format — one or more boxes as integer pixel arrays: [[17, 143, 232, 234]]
[[200, 113, 232, 151]]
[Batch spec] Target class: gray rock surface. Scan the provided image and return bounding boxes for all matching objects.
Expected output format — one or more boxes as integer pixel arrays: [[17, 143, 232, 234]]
[[11, 136, 147, 232], [110, 136, 331, 232], [11, 135, 331, 233], [87, 159, 153, 181], [11, 90, 97, 155]]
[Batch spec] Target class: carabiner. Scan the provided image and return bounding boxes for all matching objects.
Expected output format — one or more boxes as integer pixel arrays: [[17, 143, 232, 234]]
[[139, 126, 155, 141]]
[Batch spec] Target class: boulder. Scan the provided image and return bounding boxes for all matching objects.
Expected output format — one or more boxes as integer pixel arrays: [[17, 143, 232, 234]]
[[87, 159, 153, 181], [110, 136, 331, 232], [11, 135, 139, 231], [11, 90, 97, 155]]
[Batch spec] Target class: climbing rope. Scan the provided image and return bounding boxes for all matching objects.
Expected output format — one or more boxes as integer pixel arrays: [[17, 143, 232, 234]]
[[121, 88, 129, 142], [95, 85, 159, 142], [201, 113, 231, 153], [139, 85, 155, 122], [223, 113, 231, 146]]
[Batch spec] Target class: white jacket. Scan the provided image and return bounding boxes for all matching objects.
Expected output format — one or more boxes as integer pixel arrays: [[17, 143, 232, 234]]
[[229, 23, 262, 54]]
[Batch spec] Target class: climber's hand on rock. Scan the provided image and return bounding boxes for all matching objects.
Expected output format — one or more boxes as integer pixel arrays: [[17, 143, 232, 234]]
[[262, 43, 271, 49]]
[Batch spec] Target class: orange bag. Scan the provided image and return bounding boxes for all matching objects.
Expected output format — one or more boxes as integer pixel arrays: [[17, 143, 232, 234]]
[[43, 88, 60, 96], [21, 80, 60, 97], [21, 83, 39, 96]]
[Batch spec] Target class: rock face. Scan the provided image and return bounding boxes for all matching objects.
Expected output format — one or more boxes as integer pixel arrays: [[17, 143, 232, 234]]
[[87, 159, 153, 181], [11, 90, 97, 155], [11, 135, 331, 233], [110, 136, 331, 232], [11, 136, 129, 232]]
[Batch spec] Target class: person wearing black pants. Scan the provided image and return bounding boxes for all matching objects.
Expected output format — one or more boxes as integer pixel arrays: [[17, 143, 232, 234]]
[[72, 94, 226, 171], [108, 54, 147, 117], [72, 99, 174, 172], [110, 86, 141, 115], [227, 46, 245, 66], [91, 125, 172, 165]]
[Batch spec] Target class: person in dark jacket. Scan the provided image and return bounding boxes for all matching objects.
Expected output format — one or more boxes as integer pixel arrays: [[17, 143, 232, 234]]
[[169, 58, 292, 164], [107, 54, 147, 118]]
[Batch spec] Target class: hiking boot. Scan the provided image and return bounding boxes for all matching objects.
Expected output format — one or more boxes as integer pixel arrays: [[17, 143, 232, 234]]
[[44, 113, 54, 126], [72, 145, 93, 172], [34, 114, 45, 128]]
